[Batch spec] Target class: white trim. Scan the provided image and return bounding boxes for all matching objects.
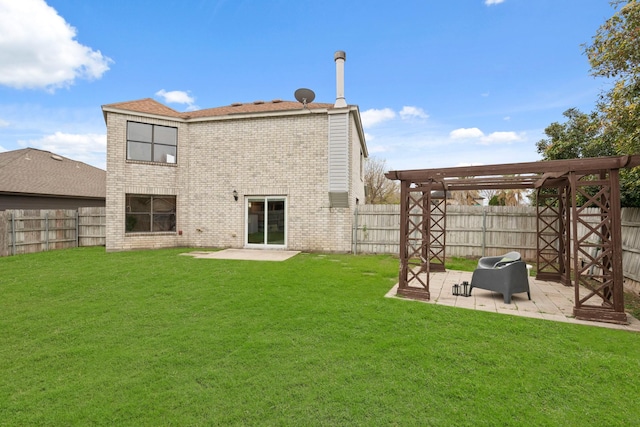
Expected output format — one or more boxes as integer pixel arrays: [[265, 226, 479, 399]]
[[244, 196, 288, 249], [102, 106, 329, 124]]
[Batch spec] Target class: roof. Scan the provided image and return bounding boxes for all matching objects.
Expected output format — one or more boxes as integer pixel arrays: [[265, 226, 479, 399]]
[[102, 98, 337, 121], [102, 98, 369, 157], [0, 148, 106, 199]]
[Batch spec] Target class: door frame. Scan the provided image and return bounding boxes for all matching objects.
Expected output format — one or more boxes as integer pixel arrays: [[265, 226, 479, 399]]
[[244, 196, 287, 249]]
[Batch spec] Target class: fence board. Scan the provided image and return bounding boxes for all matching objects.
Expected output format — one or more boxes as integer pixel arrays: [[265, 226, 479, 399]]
[[2, 207, 105, 257], [354, 204, 640, 284], [78, 207, 106, 247], [0, 211, 8, 257], [622, 208, 640, 282]]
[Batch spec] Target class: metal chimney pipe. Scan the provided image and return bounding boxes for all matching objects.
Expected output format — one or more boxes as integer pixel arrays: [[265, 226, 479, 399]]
[[334, 51, 347, 108]]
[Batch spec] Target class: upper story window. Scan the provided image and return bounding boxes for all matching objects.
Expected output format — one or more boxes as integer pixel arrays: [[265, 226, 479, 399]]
[[127, 121, 177, 164]]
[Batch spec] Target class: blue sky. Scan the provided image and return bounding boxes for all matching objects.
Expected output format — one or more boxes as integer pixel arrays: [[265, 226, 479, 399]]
[[0, 0, 619, 171]]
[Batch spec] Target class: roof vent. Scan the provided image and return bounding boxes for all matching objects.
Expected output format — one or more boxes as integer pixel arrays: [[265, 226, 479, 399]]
[[231, 102, 243, 107], [253, 100, 265, 105], [51, 154, 63, 161], [271, 99, 283, 103]]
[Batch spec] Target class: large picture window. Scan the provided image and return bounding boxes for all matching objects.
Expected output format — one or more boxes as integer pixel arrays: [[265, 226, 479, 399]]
[[126, 195, 176, 233], [127, 122, 177, 163]]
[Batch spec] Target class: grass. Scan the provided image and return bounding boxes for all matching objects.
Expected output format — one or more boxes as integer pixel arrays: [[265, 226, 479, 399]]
[[1, 248, 640, 426]]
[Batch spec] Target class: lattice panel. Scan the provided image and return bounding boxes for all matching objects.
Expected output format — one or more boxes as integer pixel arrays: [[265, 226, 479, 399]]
[[428, 198, 446, 270], [396, 185, 447, 300], [403, 190, 429, 291], [573, 176, 615, 310], [536, 189, 564, 279]]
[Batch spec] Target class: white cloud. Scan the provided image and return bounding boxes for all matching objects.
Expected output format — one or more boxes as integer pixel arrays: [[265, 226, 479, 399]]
[[19, 131, 106, 169], [155, 89, 199, 111], [449, 127, 523, 145], [399, 106, 429, 120], [480, 131, 523, 144], [0, 118, 9, 127], [0, 0, 112, 90], [485, 0, 505, 5], [361, 108, 396, 127], [450, 127, 485, 139], [0, 145, 7, 152]]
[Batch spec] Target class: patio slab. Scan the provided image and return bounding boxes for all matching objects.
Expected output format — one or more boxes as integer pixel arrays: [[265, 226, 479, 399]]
[[386, 270, 640, 332], [181, 249, 300, 261]]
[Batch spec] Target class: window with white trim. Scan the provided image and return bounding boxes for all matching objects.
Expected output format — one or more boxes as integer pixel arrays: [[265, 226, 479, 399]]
[[127, 122, 177, 163]]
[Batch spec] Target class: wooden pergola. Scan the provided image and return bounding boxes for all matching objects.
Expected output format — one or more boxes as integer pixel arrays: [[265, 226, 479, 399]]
[[385, 155, 640, 324]]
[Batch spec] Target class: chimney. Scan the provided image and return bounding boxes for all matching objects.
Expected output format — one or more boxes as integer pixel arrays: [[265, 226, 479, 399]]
[[334, 51, 347, 108]]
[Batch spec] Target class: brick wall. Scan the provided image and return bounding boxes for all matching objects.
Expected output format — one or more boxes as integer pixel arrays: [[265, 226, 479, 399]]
[[105, 109, 364, 252]]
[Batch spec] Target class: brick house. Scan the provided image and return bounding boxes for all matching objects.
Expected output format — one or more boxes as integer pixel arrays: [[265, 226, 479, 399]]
[[101, 52, 368, 252]]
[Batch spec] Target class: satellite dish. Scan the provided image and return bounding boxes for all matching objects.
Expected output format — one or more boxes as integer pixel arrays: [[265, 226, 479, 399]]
[[294, 88, 315, 107]]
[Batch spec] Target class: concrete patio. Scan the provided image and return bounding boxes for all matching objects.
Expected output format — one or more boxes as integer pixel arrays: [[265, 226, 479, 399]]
[[386, 269, 640, 332], [181, 249, 300, 262]]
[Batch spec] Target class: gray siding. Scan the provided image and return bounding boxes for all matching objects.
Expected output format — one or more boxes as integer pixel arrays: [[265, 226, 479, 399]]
[[0, 194, 105, 211], [328, 112, 349, 193]]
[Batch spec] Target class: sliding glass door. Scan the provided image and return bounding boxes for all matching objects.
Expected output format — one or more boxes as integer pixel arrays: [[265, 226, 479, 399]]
[[246, 197, 286, 247]]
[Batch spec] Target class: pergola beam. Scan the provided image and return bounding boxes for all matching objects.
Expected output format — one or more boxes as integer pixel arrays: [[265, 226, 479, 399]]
[[385, 155, 640, 183]]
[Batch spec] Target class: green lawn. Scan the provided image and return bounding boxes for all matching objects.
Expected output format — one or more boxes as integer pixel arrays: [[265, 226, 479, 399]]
[[1, 248, 639, 426]]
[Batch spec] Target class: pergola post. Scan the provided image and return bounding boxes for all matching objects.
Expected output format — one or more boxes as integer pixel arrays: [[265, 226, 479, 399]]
[[396, 181, 431, 300], [571, 169, 627, 323]]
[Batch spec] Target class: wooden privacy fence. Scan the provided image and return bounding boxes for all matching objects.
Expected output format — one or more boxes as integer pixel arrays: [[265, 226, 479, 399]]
[[353, 204, 640, 285], [619, 208, 640, 283], [0, 207, 105, 257], [353, 205, 538, 259], [3, 205, 639, 285]]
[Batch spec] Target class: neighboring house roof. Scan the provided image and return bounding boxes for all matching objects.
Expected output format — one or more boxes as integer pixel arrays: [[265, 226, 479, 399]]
[[102, 98, 337, 120], [0, 148, 106, 199]]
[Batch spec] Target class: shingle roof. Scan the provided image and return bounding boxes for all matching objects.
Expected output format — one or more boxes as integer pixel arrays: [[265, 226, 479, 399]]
[[102, 98, 337, 120], [102, 98, 183, 118], [0, 148, 106, 199]]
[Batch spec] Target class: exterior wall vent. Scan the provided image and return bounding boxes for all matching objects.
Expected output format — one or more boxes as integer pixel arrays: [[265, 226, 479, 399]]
[[329, 191, 349, 208]]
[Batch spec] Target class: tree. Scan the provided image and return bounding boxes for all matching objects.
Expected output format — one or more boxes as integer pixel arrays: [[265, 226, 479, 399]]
[[536, 109, 620, 206], [364, 157, 400, 204], [535, 108, 614, 160], [585, 0, 640, 155], [488, 188, 530, 206], [480, 189, 498, 204], [535, 1, 640, 207]]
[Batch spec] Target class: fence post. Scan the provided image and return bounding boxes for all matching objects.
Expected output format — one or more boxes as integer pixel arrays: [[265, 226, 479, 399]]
[[76, 209, 80, 248], [353, 206, 359, 255], [11, 211, 16, 256], [45, 212, 49, 251], [482, 208, 487, 257]]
